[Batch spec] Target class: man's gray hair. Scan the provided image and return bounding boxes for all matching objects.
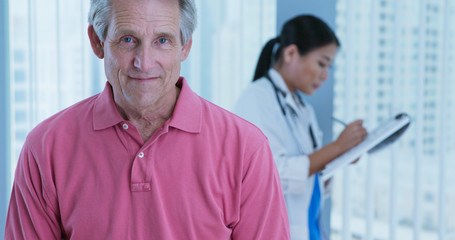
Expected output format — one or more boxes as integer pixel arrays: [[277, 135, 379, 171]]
[[88, 0, 197, 45]]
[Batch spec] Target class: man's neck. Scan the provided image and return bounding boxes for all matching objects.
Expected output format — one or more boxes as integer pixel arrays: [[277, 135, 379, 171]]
[[115, 87, 181, 143]]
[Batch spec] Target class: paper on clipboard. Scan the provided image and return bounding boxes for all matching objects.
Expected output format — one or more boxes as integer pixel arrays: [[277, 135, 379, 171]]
[[320, 113, 411, 181]]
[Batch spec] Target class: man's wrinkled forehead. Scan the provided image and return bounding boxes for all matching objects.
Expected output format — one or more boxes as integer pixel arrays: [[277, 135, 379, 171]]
[[110, 0, 180, 14], [109, 0, 180, 26], [108, 0, 181, 33]]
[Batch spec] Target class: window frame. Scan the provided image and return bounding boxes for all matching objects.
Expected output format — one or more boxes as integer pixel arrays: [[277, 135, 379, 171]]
[[0, 0, 11, 237]]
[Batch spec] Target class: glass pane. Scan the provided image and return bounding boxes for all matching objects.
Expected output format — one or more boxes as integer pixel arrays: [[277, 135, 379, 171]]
[[9, 0, 104, 183], [182, 0, 276, 110], [333, 0, 455, 239]]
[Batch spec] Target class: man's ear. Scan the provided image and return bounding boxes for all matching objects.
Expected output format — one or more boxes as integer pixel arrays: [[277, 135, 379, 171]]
[[180, 38, 192, 62], [88, 25, 104, 59]]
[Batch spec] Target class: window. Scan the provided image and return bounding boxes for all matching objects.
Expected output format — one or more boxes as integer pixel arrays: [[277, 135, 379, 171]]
[[8, 0, 103, 182], [333, 0, 455, 239]]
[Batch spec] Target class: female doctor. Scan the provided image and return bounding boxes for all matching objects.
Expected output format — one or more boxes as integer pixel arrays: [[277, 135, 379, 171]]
[[233, 15, 367, 240]]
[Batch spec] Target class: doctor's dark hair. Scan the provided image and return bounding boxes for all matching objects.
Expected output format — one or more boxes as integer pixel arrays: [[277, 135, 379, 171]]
[[88, 0, 197, 45], [253, 15, 340, 81]]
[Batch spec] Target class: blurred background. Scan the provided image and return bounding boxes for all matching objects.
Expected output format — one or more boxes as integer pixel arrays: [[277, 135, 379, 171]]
[[1, 0, 454, 239]]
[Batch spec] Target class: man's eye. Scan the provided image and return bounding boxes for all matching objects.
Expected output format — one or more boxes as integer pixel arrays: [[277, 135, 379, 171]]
[[123, 37, 133, 43], [158, 38, 168, 44], [318, 62, 326, 68]]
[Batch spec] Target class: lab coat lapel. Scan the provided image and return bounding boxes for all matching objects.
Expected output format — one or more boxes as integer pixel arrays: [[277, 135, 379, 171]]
[[268, 69, 315, 154], [282, 95, 314, 155]]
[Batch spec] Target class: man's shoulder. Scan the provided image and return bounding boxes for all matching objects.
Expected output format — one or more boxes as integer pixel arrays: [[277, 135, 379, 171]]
[[198, 96, 268, 142], [27, 94, 100, 143]]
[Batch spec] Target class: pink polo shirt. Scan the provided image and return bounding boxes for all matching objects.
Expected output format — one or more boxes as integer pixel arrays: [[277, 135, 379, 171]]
[[5, 78, 290, 240]]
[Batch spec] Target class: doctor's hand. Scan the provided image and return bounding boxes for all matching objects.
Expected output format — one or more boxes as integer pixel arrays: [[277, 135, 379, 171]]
[[334, 119, 368, 154], [309, 119, 367, 175]]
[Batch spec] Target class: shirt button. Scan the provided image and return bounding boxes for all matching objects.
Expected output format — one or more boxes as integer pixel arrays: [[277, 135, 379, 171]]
[[138, 152, 144, 158], [122, 123, 129, 130]]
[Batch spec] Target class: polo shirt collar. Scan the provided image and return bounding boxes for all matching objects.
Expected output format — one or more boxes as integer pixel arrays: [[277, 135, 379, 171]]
[[92, 78, 202, 133], [93, 82, 124, 130], [168, 77, 202, 133]]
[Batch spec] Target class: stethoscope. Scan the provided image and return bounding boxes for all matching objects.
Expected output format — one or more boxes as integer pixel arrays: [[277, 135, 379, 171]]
[[264, 73, 318, 152]]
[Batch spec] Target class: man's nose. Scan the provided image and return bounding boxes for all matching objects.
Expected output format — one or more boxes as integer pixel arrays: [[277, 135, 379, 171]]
[[133, 45, 155, 72]]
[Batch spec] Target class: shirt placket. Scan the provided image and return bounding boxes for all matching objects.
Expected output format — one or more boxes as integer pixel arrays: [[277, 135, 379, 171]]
[[115, 121, 155, 192], [127, 124, 170, 192]]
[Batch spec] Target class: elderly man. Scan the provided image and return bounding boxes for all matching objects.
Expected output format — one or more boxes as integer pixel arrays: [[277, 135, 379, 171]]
[[4, 0, 290, 239]]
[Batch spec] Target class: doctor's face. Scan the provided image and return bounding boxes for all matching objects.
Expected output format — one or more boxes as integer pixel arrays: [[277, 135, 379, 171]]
[[287, 43, 337, 95], [93, 0, 192, 111]]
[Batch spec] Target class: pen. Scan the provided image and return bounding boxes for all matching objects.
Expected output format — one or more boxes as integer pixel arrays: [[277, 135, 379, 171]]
[[332, 116, 347, 126]]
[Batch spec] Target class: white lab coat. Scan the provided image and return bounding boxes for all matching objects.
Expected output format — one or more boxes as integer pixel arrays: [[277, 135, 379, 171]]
[[233, 69, 329, 240]]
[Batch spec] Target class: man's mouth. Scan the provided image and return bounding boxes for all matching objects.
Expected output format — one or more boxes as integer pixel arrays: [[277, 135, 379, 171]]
[[130, 76, 160, 81]]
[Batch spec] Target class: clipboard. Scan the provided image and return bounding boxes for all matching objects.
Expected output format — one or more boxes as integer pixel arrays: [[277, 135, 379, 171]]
[[320, 113, 411, 181]]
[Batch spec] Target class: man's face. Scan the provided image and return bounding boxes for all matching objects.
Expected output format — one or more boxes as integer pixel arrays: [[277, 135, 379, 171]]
[[97, 0, 191, 111]]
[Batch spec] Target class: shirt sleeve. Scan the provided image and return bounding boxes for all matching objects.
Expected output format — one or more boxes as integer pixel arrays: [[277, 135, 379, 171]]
[[5, 141, 62, 240], [233, 85, 310, 195], [231, 137, 291, 240]]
